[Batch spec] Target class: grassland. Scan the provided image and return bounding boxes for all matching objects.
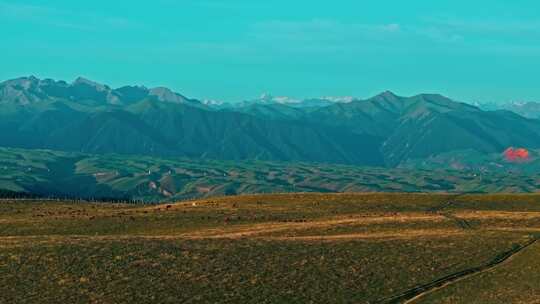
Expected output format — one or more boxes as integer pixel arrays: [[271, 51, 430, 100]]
[[1, 193, 540, 303], [1, 147, 539, 203]]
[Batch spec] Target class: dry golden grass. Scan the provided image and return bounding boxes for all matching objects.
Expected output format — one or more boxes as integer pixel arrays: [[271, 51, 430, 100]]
[[1, 193, 540, 303]]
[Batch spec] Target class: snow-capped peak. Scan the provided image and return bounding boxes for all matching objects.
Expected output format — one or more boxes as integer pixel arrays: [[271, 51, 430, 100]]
[[202, 99, 225, 106], [258, 93, 356, 105], [259, 93, 301, 104], [319, 96, 356, 103]]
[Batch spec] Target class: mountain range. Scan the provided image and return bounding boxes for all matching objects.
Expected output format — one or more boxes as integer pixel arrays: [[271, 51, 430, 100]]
[[2, 76, 540, 167], [476, 101, 540, 119]]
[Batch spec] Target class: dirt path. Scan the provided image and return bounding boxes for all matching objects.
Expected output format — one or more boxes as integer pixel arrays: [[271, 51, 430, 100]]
[[424, 199, 476, 231], [263, 229, 465, 241], [376, 196, 537, 302], [0, 214, 453, 248], [440, 213, 474, 230], [0, 230, 467, 249], [180, 214, 446, 239], [374, 236, 538, 304]]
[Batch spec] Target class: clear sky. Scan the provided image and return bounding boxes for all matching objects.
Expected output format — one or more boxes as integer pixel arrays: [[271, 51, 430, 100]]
[[1, 1, 539, 103]]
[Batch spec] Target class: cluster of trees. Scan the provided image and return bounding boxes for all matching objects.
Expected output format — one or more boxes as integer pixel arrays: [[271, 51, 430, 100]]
[[0, 189, 145, 204], [0, 189, 40, 199]]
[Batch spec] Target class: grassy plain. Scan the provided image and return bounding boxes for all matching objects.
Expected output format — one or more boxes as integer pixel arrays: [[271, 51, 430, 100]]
[[0, 193, 539, 303]]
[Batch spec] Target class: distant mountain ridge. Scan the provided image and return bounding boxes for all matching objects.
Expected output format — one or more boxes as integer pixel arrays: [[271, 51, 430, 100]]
[[1, 76, 540, 167], [0, 76, 384, 166], [0, 76, 201, 106], [476, 101, 540, 119], [307, 92, 540, 165]]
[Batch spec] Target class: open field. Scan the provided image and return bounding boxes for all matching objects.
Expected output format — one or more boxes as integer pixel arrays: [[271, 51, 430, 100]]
[[1, 193, 540, 303]]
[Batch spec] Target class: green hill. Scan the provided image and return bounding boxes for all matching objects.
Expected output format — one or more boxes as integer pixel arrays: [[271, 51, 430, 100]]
[[0, 147, 538, 202]]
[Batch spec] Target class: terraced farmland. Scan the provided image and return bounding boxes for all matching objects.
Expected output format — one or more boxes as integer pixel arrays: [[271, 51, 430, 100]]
[[1, 193, 539, 303]]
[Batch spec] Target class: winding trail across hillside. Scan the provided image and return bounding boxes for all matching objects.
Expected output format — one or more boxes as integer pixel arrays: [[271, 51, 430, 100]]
[[373, 197, 538, 303], [374, 236, 537, 304]]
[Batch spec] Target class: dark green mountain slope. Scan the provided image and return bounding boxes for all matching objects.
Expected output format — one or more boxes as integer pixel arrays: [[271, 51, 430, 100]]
[[2, 76, 540, 167], [224, 103, 310, 121], [307, 91, 405, 137], [0, 77, 383, 166], [306, 92, 540, 165]]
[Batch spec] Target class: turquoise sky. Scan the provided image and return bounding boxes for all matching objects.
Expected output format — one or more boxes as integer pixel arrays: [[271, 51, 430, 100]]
[[1, 1, 539, 103]]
